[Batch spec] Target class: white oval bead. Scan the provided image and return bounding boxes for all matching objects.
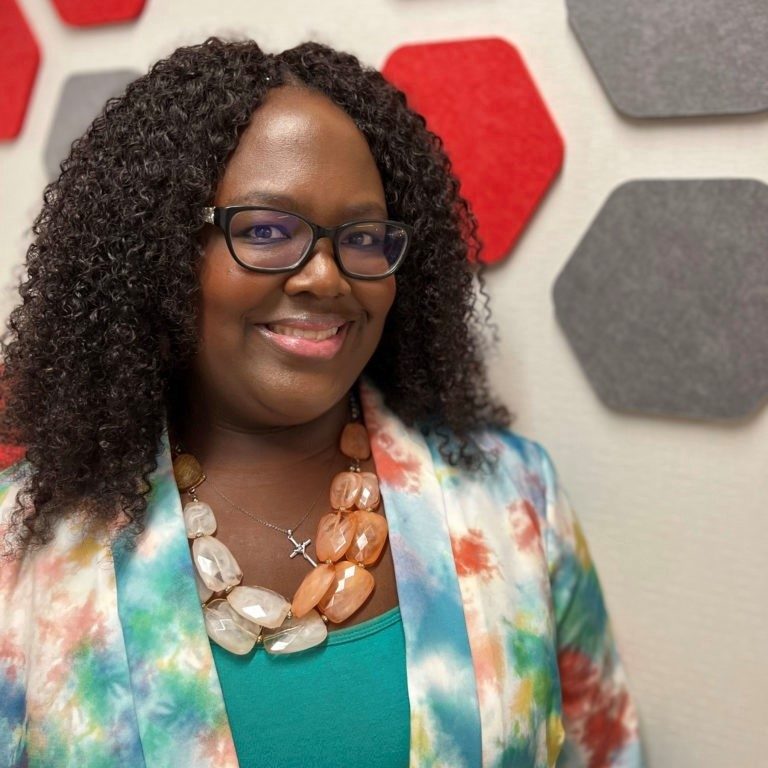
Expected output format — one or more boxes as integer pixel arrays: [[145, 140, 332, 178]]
[[192, 536, 242, 592], [263, 609, 328, 655], [204, 599, 258, 655], [228, 585, 291, 629], [183, 501, 217, 538]]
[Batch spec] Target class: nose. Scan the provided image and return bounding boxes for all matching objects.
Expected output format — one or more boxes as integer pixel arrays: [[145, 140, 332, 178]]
[[283, 236, 352, 298]]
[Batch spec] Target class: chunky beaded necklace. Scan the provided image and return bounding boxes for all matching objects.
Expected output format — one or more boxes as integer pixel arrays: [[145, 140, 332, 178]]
[[171, 394, 389, 656]]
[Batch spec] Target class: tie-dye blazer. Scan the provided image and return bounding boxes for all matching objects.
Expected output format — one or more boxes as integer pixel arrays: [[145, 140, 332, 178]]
[[0, 382, 644, 767]]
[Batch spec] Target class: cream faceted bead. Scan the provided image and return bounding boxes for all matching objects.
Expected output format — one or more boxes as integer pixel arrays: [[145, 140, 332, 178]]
[[228, 585, 291, 629], [193, 569, 213, 603], [192, 535, 243, 593], [203, 599, 260, 655], [263, 609, 328, 655], [183, 501, 217, 538]]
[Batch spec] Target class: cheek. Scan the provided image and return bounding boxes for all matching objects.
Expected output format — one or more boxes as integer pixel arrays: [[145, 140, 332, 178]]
[[357, 278, 397, 331], [198, 246, 239, 319], [196, 246, 276, 340]]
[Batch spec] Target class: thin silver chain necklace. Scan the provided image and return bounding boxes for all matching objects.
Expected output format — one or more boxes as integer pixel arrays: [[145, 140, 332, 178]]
[[176, 392, 362, 569], [205, 450, 336, 569]]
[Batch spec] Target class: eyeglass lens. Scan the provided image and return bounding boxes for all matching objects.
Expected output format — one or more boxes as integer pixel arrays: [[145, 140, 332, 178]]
[[228, 209, 408, 276]]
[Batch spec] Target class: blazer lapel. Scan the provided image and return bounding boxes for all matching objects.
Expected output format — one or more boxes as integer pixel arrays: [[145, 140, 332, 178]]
[[360, 381, 482, 768], [112, 430, 239, 767]]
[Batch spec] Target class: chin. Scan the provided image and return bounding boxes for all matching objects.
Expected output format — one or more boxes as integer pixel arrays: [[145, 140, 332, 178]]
[[250, 373, 354, 425]]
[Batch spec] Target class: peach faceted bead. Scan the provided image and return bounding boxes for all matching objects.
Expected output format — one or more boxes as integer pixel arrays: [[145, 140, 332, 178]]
[[318, 560, 374, 623], [292, 563, 336, 619], [315, 512, 356, 562], [340, 423, 371, 460], [330, 471, 362, 510], [356, 472, 380, 510], [347, 511, 389, 565]]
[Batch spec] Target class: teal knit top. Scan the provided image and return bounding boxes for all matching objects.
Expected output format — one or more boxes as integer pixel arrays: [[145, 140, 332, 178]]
[[211, 606, 410, 767]]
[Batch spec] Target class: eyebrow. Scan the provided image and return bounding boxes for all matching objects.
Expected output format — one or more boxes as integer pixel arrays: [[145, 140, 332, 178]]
[[227, 190, 389, 219]]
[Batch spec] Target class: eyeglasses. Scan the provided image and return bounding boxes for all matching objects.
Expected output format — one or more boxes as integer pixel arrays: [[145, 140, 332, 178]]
[[202, 206, 413, 280]]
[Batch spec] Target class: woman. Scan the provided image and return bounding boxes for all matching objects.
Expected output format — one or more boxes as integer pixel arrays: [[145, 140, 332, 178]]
[[0, 38, 643, 767]]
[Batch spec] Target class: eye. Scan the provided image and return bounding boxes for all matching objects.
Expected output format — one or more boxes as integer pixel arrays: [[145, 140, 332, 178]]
[[243, 224, 290, 242], [341, 229, 382, 248]]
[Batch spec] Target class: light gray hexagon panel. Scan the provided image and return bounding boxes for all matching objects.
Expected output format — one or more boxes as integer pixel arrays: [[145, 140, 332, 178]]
[[44, 70, 139, 179], [553, 179, 768, 420], [566, 0, 768, 117]]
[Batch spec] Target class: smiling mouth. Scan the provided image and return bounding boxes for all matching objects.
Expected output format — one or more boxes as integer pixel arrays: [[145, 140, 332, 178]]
[[266, 323, 343, 341], [255, 321, 351, 360]]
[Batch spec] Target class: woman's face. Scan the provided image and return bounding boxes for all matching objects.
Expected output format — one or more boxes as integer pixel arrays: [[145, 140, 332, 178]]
[[192, 85, 396, 428]]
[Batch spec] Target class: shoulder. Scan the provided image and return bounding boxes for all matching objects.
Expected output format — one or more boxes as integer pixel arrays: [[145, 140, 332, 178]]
[[422, 423, 555, 494], [483, 427, 562, 500], [473, 426, 568, 519], [480, 426, 552, 470], [0, 458, 31, 486], [0, 462, 32, 624], [0, 459, 31, 524], [421, 424, 568, 546], [0, 461, 33, 568]]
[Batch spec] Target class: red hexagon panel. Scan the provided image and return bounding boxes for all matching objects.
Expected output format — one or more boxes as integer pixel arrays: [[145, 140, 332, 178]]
[[0, 0, 40, 140], [0, 379, 24, 470], [382, 38, 564, 265], [0, 443, 24, 471], [51, 0, 146, 26]]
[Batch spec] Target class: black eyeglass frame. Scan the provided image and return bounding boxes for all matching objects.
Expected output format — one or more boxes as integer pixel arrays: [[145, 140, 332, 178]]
[[202, 205, 413, 280]]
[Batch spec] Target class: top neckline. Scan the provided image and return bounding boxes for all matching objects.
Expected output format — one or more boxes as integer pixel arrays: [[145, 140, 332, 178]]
[[323, 605, 401, 646]]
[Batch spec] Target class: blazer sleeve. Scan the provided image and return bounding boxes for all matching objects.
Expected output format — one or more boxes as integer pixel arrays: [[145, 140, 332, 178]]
[[535, 444, 646, 768], [0, 471, 28, 767]]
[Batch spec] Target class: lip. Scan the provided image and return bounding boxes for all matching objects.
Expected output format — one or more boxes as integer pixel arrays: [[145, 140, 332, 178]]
[[254, 320, 351, 360], [259, 312, 354, 329]]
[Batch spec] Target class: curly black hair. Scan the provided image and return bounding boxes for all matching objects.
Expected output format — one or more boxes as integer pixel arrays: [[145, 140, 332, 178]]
[[1, 37, 510, 549]]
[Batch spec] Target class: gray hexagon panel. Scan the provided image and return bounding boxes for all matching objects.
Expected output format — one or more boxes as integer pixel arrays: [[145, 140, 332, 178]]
[[566, 0, 768, 117], [44, 70, 139, 179], [553, 179, 768, 421]]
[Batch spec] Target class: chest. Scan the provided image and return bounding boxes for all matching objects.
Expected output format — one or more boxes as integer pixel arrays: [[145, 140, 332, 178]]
[[188, 454, 399, 630], [1, 432, 565, 768]]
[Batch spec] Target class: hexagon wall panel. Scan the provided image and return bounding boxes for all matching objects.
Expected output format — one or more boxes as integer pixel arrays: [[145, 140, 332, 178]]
[[0, 442, 24, 471], [382, 38, 564, 265], [0, 0, 40, 140], [45, 70, 139, 179], [553, 179, 768, 420], [51, 0, 146, 26], [567, 0, 768, 118], [0, 380, 24, 470]]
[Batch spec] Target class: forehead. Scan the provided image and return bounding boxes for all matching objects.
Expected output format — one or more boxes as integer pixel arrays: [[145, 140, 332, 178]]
[[215, 86, 386, 218]]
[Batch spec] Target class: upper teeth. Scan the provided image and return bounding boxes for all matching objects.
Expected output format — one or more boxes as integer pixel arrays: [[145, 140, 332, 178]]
[[268, 324, 341, 340]]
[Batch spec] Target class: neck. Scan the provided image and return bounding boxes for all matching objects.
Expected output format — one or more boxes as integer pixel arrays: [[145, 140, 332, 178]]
[[173, 394, 351, 482]]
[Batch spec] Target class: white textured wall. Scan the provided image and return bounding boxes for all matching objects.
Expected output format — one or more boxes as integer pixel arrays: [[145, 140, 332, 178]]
[[2, 1, 766, 766]]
